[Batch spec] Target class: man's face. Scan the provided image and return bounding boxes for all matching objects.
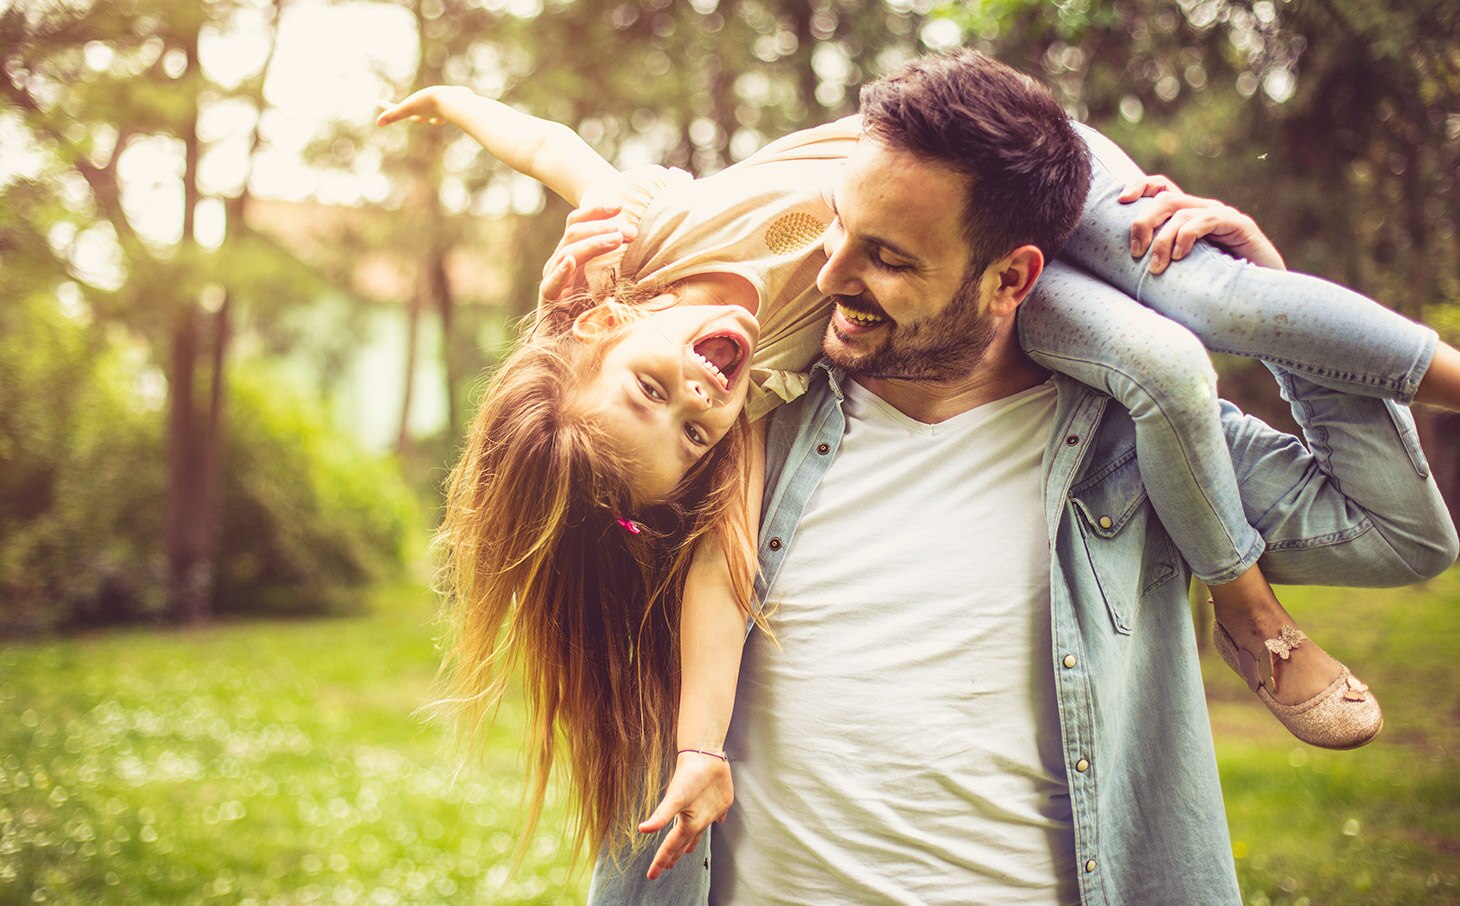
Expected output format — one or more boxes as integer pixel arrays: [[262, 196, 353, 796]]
[[817, 137, 998, 380]]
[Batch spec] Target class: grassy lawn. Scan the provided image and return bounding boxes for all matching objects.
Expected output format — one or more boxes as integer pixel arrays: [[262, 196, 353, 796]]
[[1208, 570, 1460, 905], [2, 569, 1458, 904], [0, 581, 590, 905]]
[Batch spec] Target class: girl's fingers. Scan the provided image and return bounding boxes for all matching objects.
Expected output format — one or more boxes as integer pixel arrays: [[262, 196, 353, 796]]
[[1118, 174, 1179, 203], [565, 203, 624, 227], [1129, 211, 1159, 258], [1147, 209, 1195, 274], [560, 233, 626, 266], [539, 257, 574, 301], [559, 218, 633, 247], [646, 819, 696, 879], [1172, 218, 1203, 261]]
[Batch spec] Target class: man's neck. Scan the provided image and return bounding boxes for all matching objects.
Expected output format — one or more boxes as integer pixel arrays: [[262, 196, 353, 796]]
[[852, 330, 1051, 424]]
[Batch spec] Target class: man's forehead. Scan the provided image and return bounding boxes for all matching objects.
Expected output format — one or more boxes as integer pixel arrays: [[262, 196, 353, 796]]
[[839, 138, 969, 248]]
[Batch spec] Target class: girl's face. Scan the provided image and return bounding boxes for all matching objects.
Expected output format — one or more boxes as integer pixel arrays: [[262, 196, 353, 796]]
[[582, 300, 760, 503]]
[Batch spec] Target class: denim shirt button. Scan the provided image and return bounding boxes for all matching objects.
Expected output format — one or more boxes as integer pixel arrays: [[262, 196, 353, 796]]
[[768, 538, 783, 551], [1076, 758, 1090, 773], [1084, 859, 1097, 873], [1065, 434, 1080, 446], [1062, 654, 1077, 668], [817, 443, 830, 455], [1098, 515, 1113, 530]]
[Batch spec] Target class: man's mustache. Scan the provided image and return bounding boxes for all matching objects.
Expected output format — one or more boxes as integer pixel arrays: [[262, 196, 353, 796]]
[[831, 293, 890, 321]]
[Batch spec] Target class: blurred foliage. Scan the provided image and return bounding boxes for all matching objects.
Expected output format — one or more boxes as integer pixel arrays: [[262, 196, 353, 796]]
[[0, 298, 417, 635], [216, 369, 418, 618], [310, 0, 1458, 444], [3, 0, 1458, 626]]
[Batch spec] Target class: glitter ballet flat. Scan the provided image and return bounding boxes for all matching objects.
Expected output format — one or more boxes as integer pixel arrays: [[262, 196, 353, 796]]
[[1212, 619, 1383, 750]]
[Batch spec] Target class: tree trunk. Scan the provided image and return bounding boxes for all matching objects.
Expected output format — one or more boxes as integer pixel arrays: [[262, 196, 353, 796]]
[[430, 246, 459, 434], [164, 14, 213, 625], [164, 304, 212, 625], [396, 282, 423, 456]]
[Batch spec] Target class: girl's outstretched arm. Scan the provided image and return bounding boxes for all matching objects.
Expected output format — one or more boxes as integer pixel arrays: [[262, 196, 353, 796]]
[[638, 420, 767, 881], [377, 86, 620, 206]]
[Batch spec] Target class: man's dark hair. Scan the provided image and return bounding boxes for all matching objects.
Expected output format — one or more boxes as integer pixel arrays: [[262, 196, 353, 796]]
[[860, 48, 1092, 277]]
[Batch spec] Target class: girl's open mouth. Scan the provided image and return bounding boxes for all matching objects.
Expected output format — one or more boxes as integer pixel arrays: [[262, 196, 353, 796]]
[[692, 330, 749, 392]]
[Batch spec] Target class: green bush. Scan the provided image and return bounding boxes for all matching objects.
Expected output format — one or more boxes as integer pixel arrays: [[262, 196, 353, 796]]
[[0, 297, 419, 634], [214, 370, 418, 617]]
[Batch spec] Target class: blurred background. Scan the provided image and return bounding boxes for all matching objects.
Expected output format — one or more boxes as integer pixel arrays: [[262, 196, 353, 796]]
[[1, 0, 1457, 902]]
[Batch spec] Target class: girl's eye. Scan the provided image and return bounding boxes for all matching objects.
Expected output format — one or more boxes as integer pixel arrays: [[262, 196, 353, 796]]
[[638, 378, 664, 401], [685, 423, 706, 445]]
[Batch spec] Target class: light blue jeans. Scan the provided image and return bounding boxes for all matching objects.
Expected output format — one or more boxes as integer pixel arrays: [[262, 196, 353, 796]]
[[1018, 123, 1439, 583]]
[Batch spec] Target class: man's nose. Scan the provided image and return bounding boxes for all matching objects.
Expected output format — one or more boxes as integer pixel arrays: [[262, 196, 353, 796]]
[[817, 233, 862, 297]]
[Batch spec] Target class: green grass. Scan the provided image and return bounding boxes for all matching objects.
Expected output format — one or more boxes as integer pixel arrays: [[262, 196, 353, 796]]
[[2, 570, 1458, 904], [1208, 570, 1460, 905], [0, 582, 590, 905]]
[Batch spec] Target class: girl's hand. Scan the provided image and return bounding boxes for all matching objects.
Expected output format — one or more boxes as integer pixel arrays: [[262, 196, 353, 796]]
[[538, 204, 637, 307], [375, 86, 475, 128], [638, 751, 734, 880], [1117, 173, 1183, 204], [1125, 188, 1286, 273]]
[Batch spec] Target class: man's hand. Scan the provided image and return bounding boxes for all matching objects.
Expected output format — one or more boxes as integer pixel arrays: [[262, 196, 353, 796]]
[[639, 751, 734, 880], [538, 203, 637, 309], [1119, 175, 1285, 273], [375, 86, 475, 127]]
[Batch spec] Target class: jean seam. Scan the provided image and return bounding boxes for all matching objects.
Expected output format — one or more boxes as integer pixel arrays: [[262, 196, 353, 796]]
[[1263, 520, 1374, 551]]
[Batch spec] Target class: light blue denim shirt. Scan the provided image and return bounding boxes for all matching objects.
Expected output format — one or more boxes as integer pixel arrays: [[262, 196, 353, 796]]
[[590, 359, 1457, 906]]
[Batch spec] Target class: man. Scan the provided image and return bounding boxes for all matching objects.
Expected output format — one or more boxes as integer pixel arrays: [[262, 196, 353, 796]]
[[590, 50, 1458, 904]]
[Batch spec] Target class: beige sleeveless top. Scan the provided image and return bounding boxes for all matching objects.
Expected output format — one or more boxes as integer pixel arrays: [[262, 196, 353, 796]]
[[585, 117, 860, 421]]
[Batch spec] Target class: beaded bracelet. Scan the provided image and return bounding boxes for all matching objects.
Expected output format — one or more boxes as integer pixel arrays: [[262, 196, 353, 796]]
[[677, 748, 729, 762]]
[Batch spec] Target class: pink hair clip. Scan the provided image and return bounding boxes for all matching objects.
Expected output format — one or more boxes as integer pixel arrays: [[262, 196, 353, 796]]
[[615, 516, 641, 535]]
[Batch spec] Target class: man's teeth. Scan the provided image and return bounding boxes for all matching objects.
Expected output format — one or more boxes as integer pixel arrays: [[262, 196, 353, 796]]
[[837, 302, 886, 325]]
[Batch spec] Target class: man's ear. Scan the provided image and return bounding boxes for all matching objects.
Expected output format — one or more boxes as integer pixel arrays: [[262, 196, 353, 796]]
[[985, 245, 1045, 318], [571, 304, 620, 341]]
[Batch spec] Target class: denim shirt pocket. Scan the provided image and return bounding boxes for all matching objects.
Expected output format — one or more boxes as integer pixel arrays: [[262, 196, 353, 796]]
[[1069, 447, 1176, 635]]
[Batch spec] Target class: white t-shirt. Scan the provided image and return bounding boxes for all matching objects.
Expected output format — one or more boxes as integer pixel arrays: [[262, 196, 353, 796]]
[[711, 378, 1077, 906]]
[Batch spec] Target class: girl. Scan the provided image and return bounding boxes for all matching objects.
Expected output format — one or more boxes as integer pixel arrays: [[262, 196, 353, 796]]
[[378, 53, 1460, 871]]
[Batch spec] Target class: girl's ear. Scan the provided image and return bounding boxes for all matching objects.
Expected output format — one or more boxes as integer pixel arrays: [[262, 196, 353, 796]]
[[571, 304, 620, 341]]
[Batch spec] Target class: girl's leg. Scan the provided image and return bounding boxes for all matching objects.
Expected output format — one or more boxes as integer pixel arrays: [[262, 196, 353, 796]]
[[1020, 260, 1262, 585], [1066, 121, 1440, 405], [1021, 263, 1362, 711]]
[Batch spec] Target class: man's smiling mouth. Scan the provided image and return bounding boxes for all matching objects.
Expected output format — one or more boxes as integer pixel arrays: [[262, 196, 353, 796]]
[[836, 302, 886, 325]]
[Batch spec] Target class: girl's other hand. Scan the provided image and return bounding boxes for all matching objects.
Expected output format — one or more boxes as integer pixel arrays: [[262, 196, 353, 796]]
[[638, 751, 734, 881], [375, 85, 473, 127], [1117, 173, 1183, 204], [1126, 189, 1286, 273], [538, 204, 637, 307]]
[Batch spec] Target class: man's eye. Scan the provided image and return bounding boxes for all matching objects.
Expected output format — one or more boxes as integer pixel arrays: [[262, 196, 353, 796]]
[[685, 423, 706, 445], [872, 250, 910, 271], [639, 378, 664, 401]]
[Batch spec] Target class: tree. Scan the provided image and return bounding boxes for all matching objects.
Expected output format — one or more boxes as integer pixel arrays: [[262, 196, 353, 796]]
[[2, 0, 303, 624]]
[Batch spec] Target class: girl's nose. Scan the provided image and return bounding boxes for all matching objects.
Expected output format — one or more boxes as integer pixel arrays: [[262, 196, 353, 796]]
[[689, 382, 714, 409]]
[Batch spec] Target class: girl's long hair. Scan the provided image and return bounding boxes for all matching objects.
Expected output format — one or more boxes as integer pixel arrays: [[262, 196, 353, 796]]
[[433, 284, 759, 865]]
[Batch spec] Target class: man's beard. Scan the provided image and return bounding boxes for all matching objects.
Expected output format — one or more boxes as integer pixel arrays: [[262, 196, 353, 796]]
[[822, 275, 998, 381]]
